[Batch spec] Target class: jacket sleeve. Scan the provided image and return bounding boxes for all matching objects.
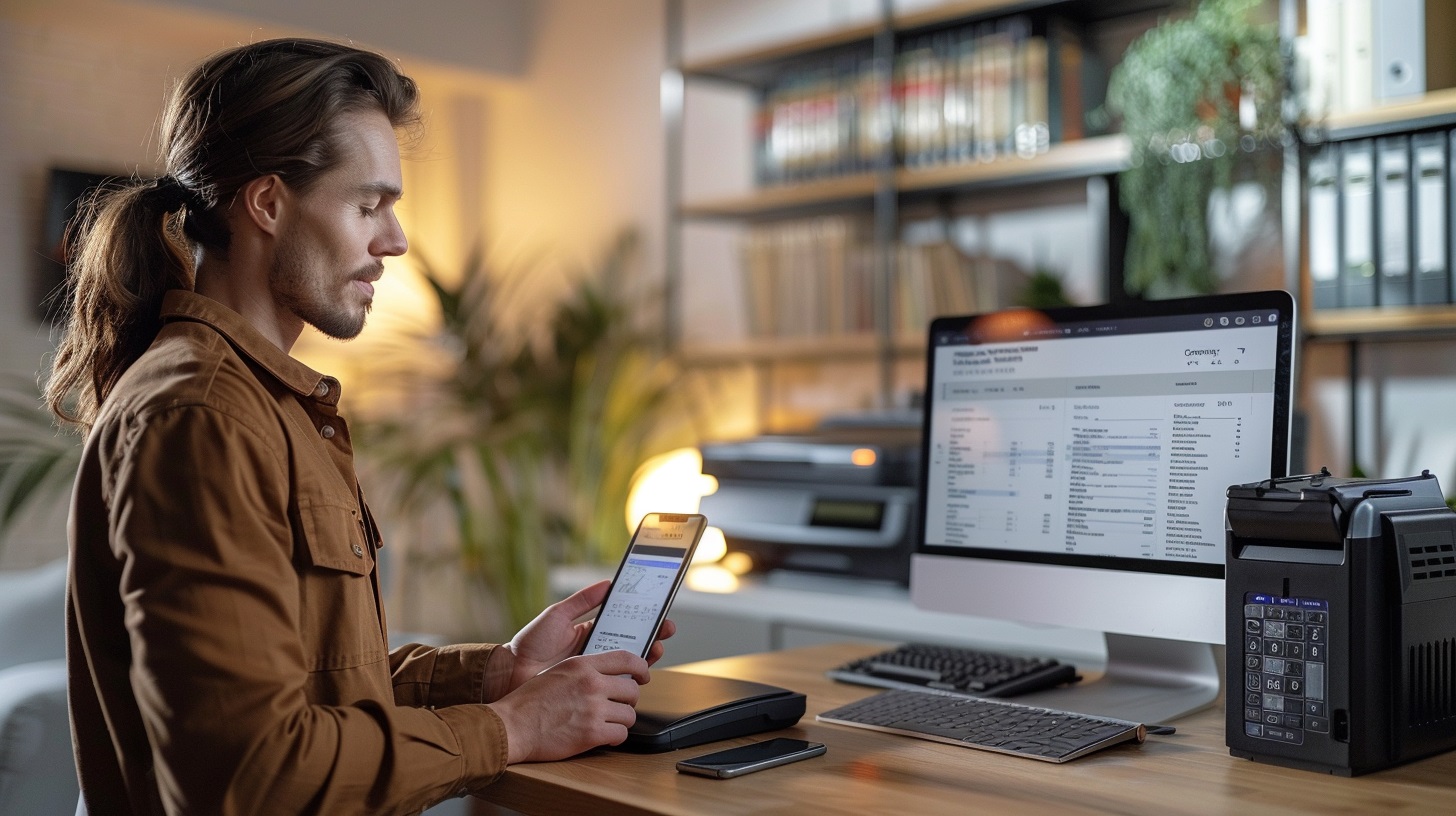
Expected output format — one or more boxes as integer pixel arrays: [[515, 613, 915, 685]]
[[110, 404, 508, 815], [389, 643, 516, 707]]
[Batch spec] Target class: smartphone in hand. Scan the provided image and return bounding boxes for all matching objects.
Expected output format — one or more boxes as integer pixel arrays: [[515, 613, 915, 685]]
[[676, 738, 827, 778], [580, 512, 707, 659]]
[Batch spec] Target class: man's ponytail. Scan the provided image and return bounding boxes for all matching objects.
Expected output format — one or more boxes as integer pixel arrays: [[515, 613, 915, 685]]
[[45, 179, 197, 432]]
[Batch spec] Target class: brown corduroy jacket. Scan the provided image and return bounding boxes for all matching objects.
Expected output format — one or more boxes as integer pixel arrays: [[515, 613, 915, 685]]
[[68, 290, 511, 815]]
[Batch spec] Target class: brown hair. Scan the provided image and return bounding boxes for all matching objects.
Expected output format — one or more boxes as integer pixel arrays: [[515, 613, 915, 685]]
[[46, 38, 421, 431]]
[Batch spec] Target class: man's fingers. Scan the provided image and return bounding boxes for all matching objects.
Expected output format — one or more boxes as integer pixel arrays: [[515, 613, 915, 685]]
[[580, 649, 651, 684], [552, 580, 611, 620]]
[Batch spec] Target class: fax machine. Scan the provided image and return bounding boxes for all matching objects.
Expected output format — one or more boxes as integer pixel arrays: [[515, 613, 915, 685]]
[[698, 418, 920, 584]]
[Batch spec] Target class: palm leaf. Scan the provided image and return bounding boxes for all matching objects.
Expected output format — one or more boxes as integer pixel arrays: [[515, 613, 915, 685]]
[[0, 376, 81, 547]]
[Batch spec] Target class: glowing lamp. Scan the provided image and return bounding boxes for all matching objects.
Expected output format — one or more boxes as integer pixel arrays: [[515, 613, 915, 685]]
[[685, 564, 739, 594], [624, 448, 719, 532], [693, 526, 728, 564]]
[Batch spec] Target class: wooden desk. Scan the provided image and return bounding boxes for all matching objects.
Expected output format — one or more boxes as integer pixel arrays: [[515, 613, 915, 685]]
[[475, 643, 1456, 815]]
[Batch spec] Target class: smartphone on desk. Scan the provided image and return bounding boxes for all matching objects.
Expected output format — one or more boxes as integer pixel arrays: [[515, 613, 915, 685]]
[[580, 512, 707, 659], [677, 738, 827, 779]]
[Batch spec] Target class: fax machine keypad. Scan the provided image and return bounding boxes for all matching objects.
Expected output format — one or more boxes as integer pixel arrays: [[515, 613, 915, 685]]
[[1242, 593, 1330, 745]]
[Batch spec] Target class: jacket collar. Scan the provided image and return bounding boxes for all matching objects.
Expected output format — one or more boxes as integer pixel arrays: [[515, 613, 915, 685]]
[[159, 289, 332, 401]]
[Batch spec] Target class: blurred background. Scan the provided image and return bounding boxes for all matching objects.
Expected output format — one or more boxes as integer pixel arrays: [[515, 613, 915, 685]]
[[2, 0, 1456, 640]]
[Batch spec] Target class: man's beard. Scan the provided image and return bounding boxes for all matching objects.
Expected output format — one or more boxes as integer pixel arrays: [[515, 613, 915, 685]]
[[270, 239, 377, 340]]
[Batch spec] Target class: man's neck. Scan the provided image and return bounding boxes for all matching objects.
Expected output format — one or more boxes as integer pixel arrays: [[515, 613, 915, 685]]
[[193, 258, 303, 354]]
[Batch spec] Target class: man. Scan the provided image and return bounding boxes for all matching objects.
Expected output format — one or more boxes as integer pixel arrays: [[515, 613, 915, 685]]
[[49, 38, 670, 815]]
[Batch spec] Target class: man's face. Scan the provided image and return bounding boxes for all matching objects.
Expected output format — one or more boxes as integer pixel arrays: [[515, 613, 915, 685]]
[[270, 107, 407, 340]]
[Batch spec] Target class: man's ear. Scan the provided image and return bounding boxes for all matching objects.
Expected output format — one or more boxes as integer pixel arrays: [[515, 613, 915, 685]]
[[237, 174, 289, 237]]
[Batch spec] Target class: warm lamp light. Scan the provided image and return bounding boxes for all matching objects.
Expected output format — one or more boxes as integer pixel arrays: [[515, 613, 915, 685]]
[[624, 448, 719, 532], [693, 526, 728, 564], [685, 564, 739, 594], [720, 550, 754, 575]]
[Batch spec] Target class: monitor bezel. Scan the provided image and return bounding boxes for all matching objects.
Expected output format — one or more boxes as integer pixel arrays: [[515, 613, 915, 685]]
[[915, 290, 1296, 581]]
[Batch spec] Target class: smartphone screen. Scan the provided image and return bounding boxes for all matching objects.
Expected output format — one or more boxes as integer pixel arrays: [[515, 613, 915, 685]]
[[580, 512, 707, 658], [676, 738, 827, 778]]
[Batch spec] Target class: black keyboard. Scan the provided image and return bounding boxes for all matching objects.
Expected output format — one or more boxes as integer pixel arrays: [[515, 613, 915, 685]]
[[827, 643, 1077, 698], [817, 688, 1145, 762]]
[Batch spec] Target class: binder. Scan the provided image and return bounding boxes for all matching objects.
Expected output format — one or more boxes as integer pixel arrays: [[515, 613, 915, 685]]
[[1375, 135, 1412, 306], [1340, 0, 1374, 113], [1308, 145, 1341, 309], [1340, 139, 1377, 308], [1373, 0, 1426, 102], [1412, 131, 1449, 305], [1304, 0, 1342, 118]]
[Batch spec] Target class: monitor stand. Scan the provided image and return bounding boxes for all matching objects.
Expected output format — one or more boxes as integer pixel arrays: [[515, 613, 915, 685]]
[[1009, 633, 1223, 725]]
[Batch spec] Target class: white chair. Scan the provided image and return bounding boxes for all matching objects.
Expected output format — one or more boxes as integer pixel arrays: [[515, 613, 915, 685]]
[[0, 559, 77, 814]]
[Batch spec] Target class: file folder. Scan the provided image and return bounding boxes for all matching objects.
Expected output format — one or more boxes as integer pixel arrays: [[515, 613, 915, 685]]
[[1340, 139, 1377, 308], [1413, 131, 1449, 305], [1376, 135, 1412, 306], [1308, 145, 1341, 309]]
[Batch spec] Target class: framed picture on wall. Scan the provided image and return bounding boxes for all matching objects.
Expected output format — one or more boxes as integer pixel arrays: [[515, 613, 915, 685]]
[[37, 167, 124, 323]]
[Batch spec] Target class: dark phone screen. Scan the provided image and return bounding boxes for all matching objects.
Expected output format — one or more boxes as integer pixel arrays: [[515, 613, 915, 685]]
[[684, 738, 820, 770]]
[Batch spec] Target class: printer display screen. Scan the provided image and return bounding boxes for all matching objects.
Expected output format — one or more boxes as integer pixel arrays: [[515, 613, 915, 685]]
[[809, 499, 885, 530]]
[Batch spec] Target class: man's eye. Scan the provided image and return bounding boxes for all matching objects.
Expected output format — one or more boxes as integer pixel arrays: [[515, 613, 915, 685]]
[[360, 204, 379, 217]]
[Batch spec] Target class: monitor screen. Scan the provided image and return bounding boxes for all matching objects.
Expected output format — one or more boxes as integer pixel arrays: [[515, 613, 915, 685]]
[[910, 291, 1295, 722]]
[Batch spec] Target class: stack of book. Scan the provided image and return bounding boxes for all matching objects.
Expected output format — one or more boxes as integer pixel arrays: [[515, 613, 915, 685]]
[[754, 15, 1101, 185], [740, 215, 1028, 340], [1308, 130, 1453, 310], [741, 215, 876, 338]]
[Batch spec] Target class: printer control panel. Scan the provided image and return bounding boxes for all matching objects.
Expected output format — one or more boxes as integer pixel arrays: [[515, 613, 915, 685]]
[[1242, 593, 1331, 745]]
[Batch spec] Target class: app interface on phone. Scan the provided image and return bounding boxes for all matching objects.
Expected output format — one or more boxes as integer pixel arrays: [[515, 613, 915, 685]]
[[583, 515, 703, 656]]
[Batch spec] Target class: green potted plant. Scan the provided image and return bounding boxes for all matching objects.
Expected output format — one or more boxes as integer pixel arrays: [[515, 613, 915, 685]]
[[357, 231, 695, 638], [1106, 0, 1284, 298], [0, 375, 81, 559]]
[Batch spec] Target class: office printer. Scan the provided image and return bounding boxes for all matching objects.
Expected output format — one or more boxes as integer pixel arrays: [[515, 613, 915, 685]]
[[1225, 469, 1456, 775], [698, 416, 920, 584]]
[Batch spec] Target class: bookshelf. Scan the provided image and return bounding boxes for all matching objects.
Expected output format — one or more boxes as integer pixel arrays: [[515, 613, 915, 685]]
[[680, 333, 925, 367], [1323, 86, 1456, 141], [664, 0, 1183, 428], [1283, 0, 1456, 473], [1290, 0, 1456, 334], [681, 134, 1132, 220]]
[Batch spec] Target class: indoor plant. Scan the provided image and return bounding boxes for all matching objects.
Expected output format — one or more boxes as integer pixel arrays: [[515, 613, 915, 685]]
[[1105, 0, 1284, 297], [357, 231, 695, 637], [0, 376, 81, 558]]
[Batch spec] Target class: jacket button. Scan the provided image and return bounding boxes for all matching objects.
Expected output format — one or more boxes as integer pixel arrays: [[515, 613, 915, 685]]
[[320, 424, 335, 439], [352, 544, 364, 557], [315, 381, 330, 398]]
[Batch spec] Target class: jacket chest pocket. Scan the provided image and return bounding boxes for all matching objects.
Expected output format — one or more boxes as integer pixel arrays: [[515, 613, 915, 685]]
[[294, 494, 385, 671]]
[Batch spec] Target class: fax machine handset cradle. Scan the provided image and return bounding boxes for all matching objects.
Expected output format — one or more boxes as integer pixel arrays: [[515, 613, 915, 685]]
[[1225, 469, 1456, 776]]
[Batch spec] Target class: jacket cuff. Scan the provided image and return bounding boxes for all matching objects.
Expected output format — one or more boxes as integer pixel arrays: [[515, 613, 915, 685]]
[[435, 704, 510, 789]]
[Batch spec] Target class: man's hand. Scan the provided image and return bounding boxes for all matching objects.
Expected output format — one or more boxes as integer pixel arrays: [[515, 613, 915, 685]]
[[489, 650, 649, 763], [501, 581, 677, 693]]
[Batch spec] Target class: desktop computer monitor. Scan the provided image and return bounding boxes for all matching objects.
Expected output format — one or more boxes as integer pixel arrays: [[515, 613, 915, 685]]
[[911, 290, 1295, 724]]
